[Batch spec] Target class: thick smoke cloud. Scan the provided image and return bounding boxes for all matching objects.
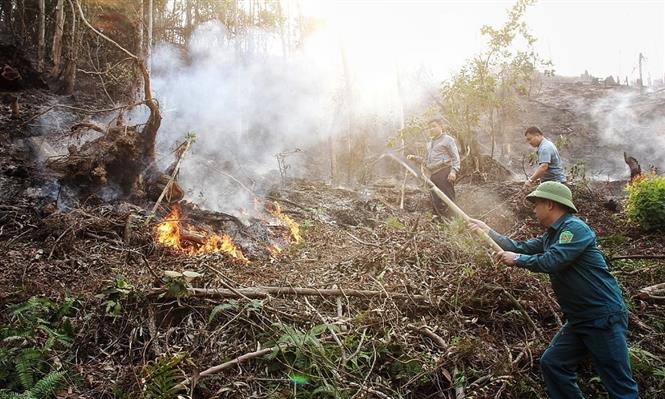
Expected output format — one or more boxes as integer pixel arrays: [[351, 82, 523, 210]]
[[588, 90, 665, 177], [146, 21, 430, 215]]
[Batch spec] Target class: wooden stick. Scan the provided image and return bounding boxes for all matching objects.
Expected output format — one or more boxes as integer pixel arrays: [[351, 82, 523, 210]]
[[485, 284, 542, 337], [410, 325, 448, 350], [199, 345, 280, 377], [146, 137, 193, 222], [152, 286, 431, 302], [640, 282, 665, 295], [384, 153, 503, 252], [610, 254, 665, 261]]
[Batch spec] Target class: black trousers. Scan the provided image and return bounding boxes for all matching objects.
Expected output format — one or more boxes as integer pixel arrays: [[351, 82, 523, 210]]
[[430, 167, 455, 217]]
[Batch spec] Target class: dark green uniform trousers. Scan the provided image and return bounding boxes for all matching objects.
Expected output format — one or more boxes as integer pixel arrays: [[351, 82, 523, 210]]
[[540, 312, 638, 399]]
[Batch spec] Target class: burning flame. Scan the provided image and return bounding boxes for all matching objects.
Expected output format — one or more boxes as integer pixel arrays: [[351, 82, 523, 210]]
[[156, 207, 182, 247], [268, 201, 302, 243], [155, 201, 301, 261], [156, 206, 248, 262]]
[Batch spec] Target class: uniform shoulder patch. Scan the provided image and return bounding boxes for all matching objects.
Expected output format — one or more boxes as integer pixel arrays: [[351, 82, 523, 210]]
[[559, 230, 574, 244]]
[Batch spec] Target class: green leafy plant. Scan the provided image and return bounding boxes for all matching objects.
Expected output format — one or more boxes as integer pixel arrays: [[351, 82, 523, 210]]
[[95, 274, 134, 316], [266, 323, 346, 397], [0, 371, 67, 399], [436, 0, 548, 164], [140, 353, 188, 399], [625, 173, 665, 231], [161, 270, 202, 304], [568, 161, 587, 182], [598, 234, 629, 251], [554, 134, 572, 151], [629, 346, 663, 374], [0, 295, 78, 396]]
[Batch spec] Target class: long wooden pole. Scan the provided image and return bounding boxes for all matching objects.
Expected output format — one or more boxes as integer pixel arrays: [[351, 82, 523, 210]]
[[384, 153, 503, 252], [154, 286, 431, 302]]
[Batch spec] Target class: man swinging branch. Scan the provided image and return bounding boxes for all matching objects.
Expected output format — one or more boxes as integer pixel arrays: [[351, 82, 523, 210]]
[[468, 182, 638, 399]]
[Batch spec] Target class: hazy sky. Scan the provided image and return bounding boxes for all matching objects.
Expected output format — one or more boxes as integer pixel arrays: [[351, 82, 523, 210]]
[[301, 0, 664, 82]]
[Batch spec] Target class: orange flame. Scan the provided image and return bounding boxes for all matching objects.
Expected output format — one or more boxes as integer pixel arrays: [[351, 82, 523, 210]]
[[156, 206, 248, 262], [268, 201, 302, 243], [156, 207, 182, 247]]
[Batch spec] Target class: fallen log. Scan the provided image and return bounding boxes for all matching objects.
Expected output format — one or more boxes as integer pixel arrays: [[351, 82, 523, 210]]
[[180, 231, 206, 245], [152, 286, 431, 302]]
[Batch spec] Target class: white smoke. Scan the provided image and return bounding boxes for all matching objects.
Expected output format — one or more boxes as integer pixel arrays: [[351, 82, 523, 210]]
[[147, 21, 435, 215], [588, 89, 665, 178]]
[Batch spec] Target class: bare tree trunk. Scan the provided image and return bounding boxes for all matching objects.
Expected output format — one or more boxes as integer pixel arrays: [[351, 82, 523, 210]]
[[340, 41, 354, 185], [57, 0, 77, 95], [395, 65, 407, 209], [248, 0, 255, 54], [17, 0, 26, 46], [329, 135, 336, 184], [185, 0, 192, 44], [296, 0, 303, 50], [277, 0, 287, 58], [37, 0, 45, 71], [51, 0, 65, 77], [146, 0, 153, 74], [638, 53, 643, 88], [137, 0, 144, 59], [489, 107, 495, 160], [285, 0, 292, 52]]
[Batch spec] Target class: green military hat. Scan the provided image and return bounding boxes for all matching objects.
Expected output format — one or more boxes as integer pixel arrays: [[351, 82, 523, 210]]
[[526, 181, 578, 213]]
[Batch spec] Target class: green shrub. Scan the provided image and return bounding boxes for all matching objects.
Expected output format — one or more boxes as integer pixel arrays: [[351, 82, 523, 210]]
[[624, 174, 665, 231]]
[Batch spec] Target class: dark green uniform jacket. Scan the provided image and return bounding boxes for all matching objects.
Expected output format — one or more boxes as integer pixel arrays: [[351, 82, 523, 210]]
[[489, 213, 626, 324]]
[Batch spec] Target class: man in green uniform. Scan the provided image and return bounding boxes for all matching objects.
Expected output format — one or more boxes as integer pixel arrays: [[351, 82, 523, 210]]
[[468, 182, 638, 399]]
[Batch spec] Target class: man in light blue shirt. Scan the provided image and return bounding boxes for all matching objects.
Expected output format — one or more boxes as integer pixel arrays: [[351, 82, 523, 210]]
[[524, 126, 566, 188]]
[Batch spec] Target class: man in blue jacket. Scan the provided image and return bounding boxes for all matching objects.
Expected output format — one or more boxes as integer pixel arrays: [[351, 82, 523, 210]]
[[469, 182, 638, 399]]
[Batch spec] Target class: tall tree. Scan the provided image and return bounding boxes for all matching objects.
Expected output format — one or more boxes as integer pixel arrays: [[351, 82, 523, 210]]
[[37, 0, 45, 71], [51, 0, 65, 77], [57, 0, 78, 95], [340, 41, 354, 185], [437, 0, 548, 171], [145, 0, 153, 73]]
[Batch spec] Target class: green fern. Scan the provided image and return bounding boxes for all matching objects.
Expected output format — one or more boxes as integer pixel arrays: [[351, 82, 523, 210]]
[[142, 353, 187, 399], [15, 349, 43, 391], [0, 372, 65, 399], [1, 296, 78, 394], [0, 390, 23, 399], [29, 371, 66, 399]]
